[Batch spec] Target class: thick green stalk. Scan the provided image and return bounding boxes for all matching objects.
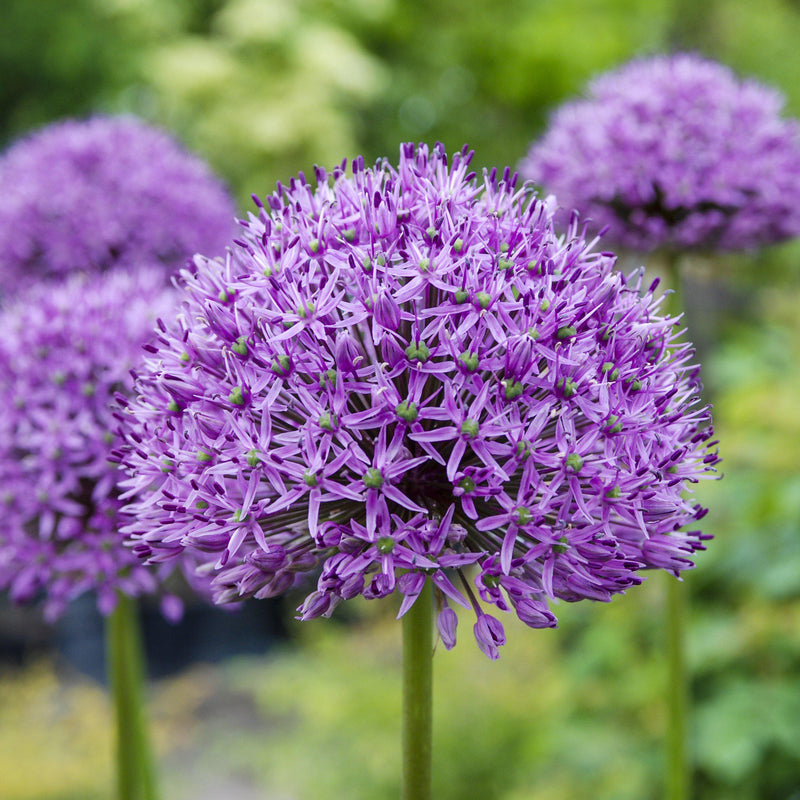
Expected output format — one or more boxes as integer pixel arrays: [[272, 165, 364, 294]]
[[401, 581, 433, 800], [663, 252, 690, 800], [666, 574, 689, 800], [106, 592, 158, 800]]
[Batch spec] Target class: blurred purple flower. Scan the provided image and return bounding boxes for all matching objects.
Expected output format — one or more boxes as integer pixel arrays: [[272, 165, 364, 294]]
[[522, 54, 800, 252], [0, 267, 186, 621], [0, 116, 236, 285], [119, 143, 718, 658]]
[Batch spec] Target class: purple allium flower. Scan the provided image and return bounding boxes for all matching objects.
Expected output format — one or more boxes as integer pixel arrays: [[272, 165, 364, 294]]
[[0, 267, 187, 621], [0, 116, 236, 285], [119, 143, 718, 658], [522, 54, 800, 252]]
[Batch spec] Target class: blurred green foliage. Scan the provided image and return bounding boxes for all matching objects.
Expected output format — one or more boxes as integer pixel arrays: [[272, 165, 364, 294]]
[[0, 0, 137, 138], [1, 0, 800, 798], [6, 0, 800, 207]]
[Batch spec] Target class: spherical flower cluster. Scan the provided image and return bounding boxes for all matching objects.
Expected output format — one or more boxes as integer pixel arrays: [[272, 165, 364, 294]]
[[521, 54, 800, 252], [119, 143, 717, 658], [0, 267, 184, 621], [0, 116, 236, 285]]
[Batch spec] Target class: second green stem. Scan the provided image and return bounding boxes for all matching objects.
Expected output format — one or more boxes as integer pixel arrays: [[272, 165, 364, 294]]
[[663, 251, 690, 800], [666, 574, 689, 800], [107, 592, 158, 800]]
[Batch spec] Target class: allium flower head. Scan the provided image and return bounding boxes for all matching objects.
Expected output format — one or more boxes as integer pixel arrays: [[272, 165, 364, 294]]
[[120, 143, 718, 658], [522, 54, 800, 252], [0, 116, 236, 285], [0, 267, 184, 621]]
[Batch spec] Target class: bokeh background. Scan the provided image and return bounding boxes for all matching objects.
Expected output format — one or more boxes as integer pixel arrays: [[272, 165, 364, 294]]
[[1, 0, 799, 798]]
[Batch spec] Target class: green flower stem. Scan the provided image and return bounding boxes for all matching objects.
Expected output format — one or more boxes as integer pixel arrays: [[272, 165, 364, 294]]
[[662, 251, 684, 322], [106, 592, 158, 800], [663, 251, 690, 800], [666, 574, 689, 800], [402, 580, 433, 800]]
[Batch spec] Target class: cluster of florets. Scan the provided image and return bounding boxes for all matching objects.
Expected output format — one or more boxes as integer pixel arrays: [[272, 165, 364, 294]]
[[119, 143, 717, 658], [0, 268, 184, 621], [522, 54, 800, 252], [0, 116, 236, 284]]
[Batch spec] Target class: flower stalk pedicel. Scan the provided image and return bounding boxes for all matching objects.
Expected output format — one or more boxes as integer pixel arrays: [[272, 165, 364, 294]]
[[402, 580, 433, 800], [108, 592, 158, 800]]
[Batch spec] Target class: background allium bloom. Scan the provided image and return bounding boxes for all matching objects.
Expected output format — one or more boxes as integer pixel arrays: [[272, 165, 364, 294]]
[[0, 116, 236, 284], [522, 54, 800, 252], [120, 143, 718, 658], [0, 267, 183, 621]]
